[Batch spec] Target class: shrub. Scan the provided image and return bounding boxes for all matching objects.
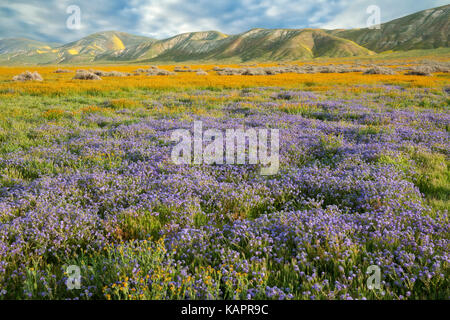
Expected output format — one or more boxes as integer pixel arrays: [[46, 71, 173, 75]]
[[241, 68, 266, 76], [147, 68, 176, 76], [88, 69, 107, 76], [217, 68, 243, 75], [174, 66, 196, 73], [196, 69, 208, 76], [318, 66, 339, 73], [418, 60, 449, 73], [103, 71, 129, 77], [405, 66, 433, 76], [54, 69, 72, 73], [263, 67, 282, 75], [363, 66, 396, 75], [73, 71, 102, 80], [12, 71, 43, 81]]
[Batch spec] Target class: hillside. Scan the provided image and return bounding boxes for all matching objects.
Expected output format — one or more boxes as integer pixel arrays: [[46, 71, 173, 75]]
[[0, 38, 60, 54], [108, 29, 373, 63], [0, 5, 448, 64], [0, 31, 153, 64], [0, 29, 375, 64], [95, 31, 228, 61], [58, 31, 154, 63], [330, 4, 449, 52]]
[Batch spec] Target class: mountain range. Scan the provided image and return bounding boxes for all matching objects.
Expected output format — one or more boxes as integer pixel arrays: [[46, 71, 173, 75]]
[[0, 4, 448, 65]]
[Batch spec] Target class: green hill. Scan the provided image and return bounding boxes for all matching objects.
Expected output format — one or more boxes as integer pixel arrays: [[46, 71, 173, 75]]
[[0, 5, 448, 65], [329, 4, 449, 52], [91, 29, 374, 63], [0, 38, 60, 54]]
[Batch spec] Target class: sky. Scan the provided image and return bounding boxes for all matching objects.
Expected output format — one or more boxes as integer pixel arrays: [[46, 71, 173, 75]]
[[0, 0, 448, 43]]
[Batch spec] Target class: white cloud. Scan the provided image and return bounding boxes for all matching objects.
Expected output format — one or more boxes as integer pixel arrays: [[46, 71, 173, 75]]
[[319, 0, 450, 29]]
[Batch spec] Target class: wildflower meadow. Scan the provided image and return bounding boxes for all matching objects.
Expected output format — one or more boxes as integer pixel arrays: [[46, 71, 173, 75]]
[[0, 62, 448, 300]]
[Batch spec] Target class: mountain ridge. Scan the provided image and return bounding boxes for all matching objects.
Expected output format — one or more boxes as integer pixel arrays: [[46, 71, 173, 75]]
[[329, 4, 450, 52], [0, 4, 448, 64]]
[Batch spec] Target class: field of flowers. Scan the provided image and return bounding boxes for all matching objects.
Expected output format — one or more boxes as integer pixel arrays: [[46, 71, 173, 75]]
[[0, 63, 449, 300]]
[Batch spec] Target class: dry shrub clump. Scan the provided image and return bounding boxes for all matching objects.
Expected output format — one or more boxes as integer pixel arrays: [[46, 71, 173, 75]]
[[297, 65, 316, 73], [317, 65, 340, 73], [418, 60, 450, 73], [214, 64, 365, 76], [263, 67, 283, 75], [338, 67, 366, 73], [216, 67, 244, 75], [134, 66, 175, 75], [175, 66, 208, 73], [405, 66, 433, 76], [216, 66, 275, 76], [108, 71, 132, 77], [314, 64, 366, 74], [363, 66, 396, 75], [12, 71, 43, 81], [135, 66, 156, 72], [196, 69, 208, 76], [88, 69, 105, 76], [88, 69, 130, 77], [174, 66, 193, 72], [147, 68, 176, 76], [242, 68, 267, 75], [134, 68, 147, 73], [54, 69, 72, 73], [216, 65, 289, 75], [73, 71, 102, 80]]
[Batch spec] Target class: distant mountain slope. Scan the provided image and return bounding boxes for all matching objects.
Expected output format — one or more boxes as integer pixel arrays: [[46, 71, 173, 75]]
[[0, 5, 448, 64], [95, 31, 228, 61], [210, 28, 374, 61], [330, 4, 449, 52], [96, 28, 373, 63], [0, 31, 154, 64], [56, 31, 155, 63], [0, 38, 60, 54]]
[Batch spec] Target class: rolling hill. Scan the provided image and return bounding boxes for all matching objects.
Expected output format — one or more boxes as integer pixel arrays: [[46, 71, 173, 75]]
[[0, 29, 376, 64], [329, 4, 449, 52], [57, 31, 155, 63], [0, 4, 448, 65], [96, 29, 373, 63], [0, 38, 60, 54]]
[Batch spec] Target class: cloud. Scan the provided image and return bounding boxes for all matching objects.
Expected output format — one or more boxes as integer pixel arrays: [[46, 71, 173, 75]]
[[0, 0, 447, 43], [318, 0, 450, 29]]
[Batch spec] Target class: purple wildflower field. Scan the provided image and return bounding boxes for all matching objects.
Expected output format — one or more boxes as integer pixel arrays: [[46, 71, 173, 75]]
[[0, 83, 449, 300]]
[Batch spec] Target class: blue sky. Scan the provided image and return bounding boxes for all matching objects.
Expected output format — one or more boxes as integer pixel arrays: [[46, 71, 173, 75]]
[[0, 0, 448, 43]]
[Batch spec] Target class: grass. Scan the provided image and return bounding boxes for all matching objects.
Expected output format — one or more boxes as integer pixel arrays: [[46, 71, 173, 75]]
[[0, 59, 448, 300]]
